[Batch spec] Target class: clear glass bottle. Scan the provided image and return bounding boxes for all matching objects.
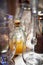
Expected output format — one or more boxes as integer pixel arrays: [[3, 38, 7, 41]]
[[9, 19, 26, 56], [22, 0, 43, 65], [0, 10, 15, 65]]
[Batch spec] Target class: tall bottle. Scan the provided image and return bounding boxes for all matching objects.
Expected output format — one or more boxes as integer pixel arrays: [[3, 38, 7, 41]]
[[35, 15, 43, 53]]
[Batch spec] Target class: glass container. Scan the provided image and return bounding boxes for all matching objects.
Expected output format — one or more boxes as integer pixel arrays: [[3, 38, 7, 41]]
[[22, 0, 43, 65], [0, 10, 15, 65], [9, 19, 26, 56], [35, 15, 43, 53]]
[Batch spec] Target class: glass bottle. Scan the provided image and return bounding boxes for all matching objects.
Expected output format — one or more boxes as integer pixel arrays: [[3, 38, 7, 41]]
[[22, 0, 43, 65], [9, 19, 26, 56], [0, 10, 15, 65], [35, 15, 43, 53]]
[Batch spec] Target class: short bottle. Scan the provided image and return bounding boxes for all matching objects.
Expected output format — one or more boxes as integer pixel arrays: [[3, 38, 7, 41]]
[[9, 19, 26, 55]]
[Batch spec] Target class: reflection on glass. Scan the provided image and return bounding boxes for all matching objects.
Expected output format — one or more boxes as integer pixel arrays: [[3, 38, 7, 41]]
[[0, 10, 15, 65], [22, 1, 43, 65], [9, 19, 26, 56]]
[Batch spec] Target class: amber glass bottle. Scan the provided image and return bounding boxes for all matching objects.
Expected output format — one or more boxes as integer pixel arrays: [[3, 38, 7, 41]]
[[35, 16, 43, 53]]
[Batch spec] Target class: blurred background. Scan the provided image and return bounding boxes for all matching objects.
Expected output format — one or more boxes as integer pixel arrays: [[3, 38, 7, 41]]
[[0, 0, 43, 15]]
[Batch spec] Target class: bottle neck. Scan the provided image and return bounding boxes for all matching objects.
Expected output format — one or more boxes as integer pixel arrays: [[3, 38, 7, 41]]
[[15, 23, 21, 29]]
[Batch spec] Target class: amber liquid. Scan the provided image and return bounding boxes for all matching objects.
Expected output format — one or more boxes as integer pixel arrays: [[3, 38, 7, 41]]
[[35, 33, 43, 53], [9, 40, 26, 55]]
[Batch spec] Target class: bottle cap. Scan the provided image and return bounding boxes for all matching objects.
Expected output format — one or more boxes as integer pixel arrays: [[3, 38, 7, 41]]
[[14, 19, 21, 27]]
